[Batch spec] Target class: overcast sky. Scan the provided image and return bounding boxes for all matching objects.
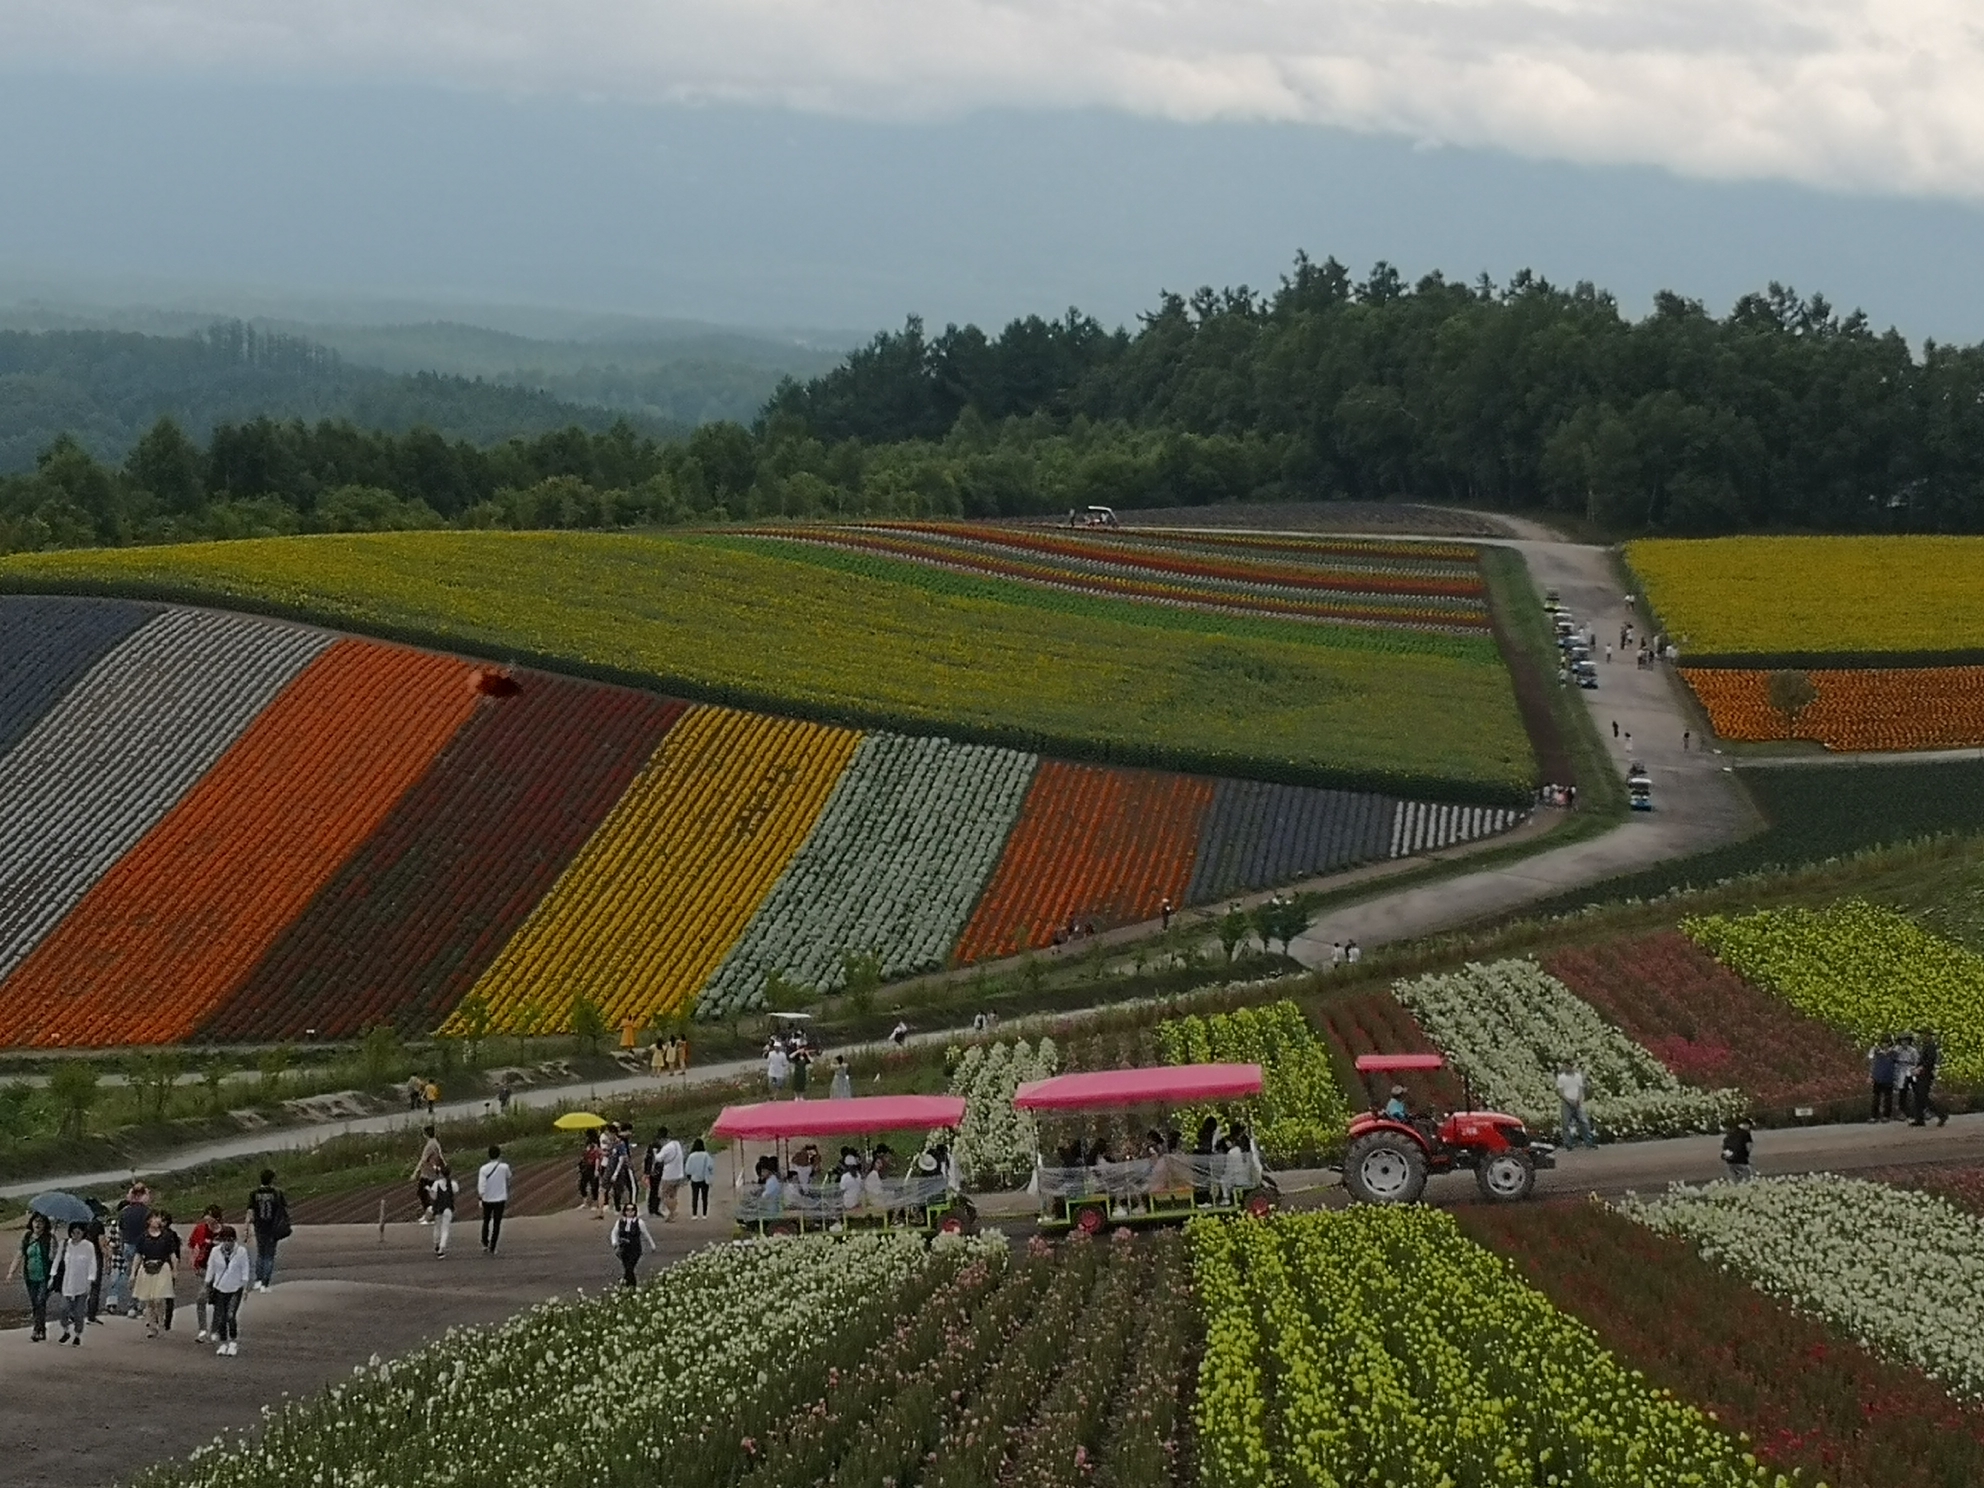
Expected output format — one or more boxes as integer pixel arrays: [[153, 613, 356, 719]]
[[3, 1, 1981, 340]]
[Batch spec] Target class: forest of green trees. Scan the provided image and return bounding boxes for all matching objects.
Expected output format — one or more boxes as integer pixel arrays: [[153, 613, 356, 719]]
[[7, 254, 1984, 553]]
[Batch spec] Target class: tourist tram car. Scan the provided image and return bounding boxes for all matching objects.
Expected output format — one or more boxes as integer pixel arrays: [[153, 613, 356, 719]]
[[717, 1093, 979, 1239], [1015, 1062, 1279, 1234]]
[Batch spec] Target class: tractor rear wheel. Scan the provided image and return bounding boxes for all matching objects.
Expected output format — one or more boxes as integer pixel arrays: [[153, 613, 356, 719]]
[[1344, 1132, 1428, 1205], [1474, 1151, 1536, 1203]]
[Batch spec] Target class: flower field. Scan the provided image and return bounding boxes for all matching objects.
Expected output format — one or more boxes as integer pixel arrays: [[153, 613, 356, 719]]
[[1460, 1199, 1984, 1488], [1681, 665, 1984, 751], [1619, 1176, 1984, 1399], [0, 609, 331, 992], [1190, 1208, 1776, 1487], [453, 706, 863, 1033], [744, 522, 1492, 633], [203, 677, 686, 1041], [0, 529, 1537, 799], [0, 594, 1527, 1044], [1686, 900, 1984, 1082], [944, 1036, 1061, 1185], [1627, 535, 1984, 657], [1156, 1001, 1350, 1163], [953, 761, 1215, 963], [1542, 931, 1868, 1111], [1392, 958, 1745, 1137], [1311, 985, 1468, 1111], [696, 733, 1037, 1017]]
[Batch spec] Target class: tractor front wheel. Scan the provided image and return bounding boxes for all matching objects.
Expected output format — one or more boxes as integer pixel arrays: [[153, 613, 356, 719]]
[[1344, 1132, 1429, 1205], [1474, 1151, 1536, 1203]]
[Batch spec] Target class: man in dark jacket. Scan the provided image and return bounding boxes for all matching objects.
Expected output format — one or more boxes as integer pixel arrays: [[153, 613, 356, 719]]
[[1911, 1030, 1949, 1127]]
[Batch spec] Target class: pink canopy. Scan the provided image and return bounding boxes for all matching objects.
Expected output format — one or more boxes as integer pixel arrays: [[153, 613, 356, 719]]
[[710, 1094, 966, 1141], [1354, 1053, 1446, 1073], [1012, 1063, 1263, 1112]]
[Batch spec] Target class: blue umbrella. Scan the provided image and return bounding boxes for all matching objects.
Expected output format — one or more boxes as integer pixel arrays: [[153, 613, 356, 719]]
[[28, 1192, 93, 1226]]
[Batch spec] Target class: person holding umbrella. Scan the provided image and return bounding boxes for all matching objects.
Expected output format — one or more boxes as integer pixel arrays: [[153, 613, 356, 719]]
[[6, 1210, 59, 1341]]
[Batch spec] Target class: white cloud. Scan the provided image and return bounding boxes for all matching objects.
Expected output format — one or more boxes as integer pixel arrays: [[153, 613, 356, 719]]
[[6, 0, 1983, 197]]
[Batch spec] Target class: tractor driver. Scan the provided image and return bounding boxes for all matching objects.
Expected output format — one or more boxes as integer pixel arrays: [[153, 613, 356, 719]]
[[1382, 1084, 1411, 1121]]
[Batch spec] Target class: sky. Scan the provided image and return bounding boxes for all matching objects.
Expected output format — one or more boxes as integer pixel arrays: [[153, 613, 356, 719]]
[[2, 1, 1982, 341]]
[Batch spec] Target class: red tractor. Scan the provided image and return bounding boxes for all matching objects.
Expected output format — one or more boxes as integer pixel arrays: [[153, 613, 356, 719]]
[[1341, 1053, 1555, 1204]]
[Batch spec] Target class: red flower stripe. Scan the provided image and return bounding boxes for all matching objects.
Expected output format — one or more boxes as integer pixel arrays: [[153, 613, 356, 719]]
[[0, 640, 482, 1047], [1312, 987, 1468, 1111], [200, 673, 687, 1041], [953, 761, 1213, 963]]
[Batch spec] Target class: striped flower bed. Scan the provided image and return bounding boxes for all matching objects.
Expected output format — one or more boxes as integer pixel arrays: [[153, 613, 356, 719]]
[[0, 596, 157, 758], [696, 733, 1036, 1017]]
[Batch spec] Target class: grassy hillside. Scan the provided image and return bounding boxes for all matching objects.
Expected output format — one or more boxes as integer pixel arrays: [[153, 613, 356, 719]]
[[0, 530, 1537, 800]]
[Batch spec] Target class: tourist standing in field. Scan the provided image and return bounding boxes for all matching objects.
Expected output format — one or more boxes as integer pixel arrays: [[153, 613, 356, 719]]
[[609, 1203, 656, 1287], [130, 1211, 176, 1338], [1555, 1062, 1597, 1148], [656, 1128, 685, 1221], [766, 1041, 790, 1097], [1869, 1036, 1898, 1121], [245, 1170, 291, 1291], [1912, 1029, 1948, 1127], [830, 1055, 853, 1100], [54, 1221, 96, 1346], [203, 1226, 250, 1356], [429, 1164, 457, 1257], [478, 1145, 513, 1253], [413, 1124, 446, 1223], [187, 1205, 223, 1339], [685, 1138, 714, 1218], [7, 1212, 57, 1341]]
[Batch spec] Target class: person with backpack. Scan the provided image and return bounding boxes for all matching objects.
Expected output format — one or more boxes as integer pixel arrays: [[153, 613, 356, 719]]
[[478, 1145, 513, 1254], [54, 1221, 96, 1346], [609, 1202, 656, 1288], [6, 1212, 58, 1341], [245, 1169, 291, 1291], [187, 1204, 224, 1340], [429, 1164, 458, 1258], [204, 1225, 251, 1356]]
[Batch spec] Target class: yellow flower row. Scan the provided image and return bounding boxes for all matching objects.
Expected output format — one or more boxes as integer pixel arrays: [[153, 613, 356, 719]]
[[1628, 535, 1984, 656], [455, 705, 861, 1034]]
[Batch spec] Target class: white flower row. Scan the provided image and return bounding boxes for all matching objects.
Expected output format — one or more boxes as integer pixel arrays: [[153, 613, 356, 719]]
[[1393, 958, 1744, 1138], [943, 1036, 1060, 1184], [0, 609, 330, 983], [145, 1232, 984, 1487], [1617, 1175, 1984, 1397], [696, 732, 1036, 1017]]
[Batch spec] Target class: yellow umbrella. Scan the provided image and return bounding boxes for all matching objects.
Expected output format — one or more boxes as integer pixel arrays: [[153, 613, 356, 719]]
[[552, 1111, 609, 1131]]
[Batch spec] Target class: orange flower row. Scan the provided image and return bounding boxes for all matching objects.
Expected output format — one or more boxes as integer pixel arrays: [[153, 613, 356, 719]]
[[954, 760, 1213, 963], [0, 640, 483, 1047], [1682, 666, 1984, 752]]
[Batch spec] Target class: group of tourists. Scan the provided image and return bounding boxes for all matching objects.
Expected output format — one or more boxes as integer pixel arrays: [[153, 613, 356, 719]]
[[8, 1174, 288, 1355], [1869, 1030, 1949, 1125], [648, 1033, 691, 1078], [573, 1124, 715, 1222], [765, 1032, 857, 1100], [1041, 1118, 1265, 1212]]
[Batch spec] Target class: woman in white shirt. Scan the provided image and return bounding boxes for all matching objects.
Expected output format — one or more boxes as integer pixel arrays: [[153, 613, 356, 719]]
[[203, 1226, 252, 1356], [683, 1139, 715, 1220], [54, 1222, 97, 1346]]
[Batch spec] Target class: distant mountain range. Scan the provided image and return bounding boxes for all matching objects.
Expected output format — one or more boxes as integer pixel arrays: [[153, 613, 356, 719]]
[[0, 300, 854, 473]]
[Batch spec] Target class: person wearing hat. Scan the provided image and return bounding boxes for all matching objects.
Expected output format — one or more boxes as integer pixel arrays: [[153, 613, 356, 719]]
[[1382, 1086, 1410, 1121]]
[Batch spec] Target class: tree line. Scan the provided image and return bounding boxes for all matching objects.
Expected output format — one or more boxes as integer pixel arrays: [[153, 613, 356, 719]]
[[8, 254, 1984, 553]]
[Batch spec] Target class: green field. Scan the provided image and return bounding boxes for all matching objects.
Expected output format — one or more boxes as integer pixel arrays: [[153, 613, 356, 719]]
[[0, 530, 1537, 800]]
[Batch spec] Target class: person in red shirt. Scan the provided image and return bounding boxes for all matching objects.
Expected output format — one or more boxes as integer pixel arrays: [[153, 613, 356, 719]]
[[186, 1205, 224, 1342]]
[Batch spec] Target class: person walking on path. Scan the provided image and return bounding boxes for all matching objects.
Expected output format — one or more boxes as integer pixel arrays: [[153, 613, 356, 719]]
[[203, 1226, 250, 1357], [830, 1055, 853, 1100], [1893, 1034, 1922, 1123], [656, 1128, 685, 1221], [607, 1126, 636, 1211], [650, 1039, 668, 1079], [578, 1129, 604, 1216], [130, 1211, 177, 1338], [7, 1212, 58, 1341], [413, 1125, 446, 1224], [187, 1205, 223, 1340], [53, 1221, 96, 1346], [110, 1181, 151, 1317], [1721, 1120, 1755, 1181], [890, 1020, 910, 1049], [1911, 1029, 1949, 1127], [423, 1079, 441, 1114], [644, 1129, 668, 1216], [159, 1210, 184, 1332], [478, 1145, 513, 1254], [1682, 730, 1691, 751], [766, 1041, 790, 1098], [245, 1170, 291, 1291], [429, 1164, 457, 1257], [685, 1139, 714, 1219], [406, 1075, 425, 1112], [609, 1202, 657, 1288], [1868, 1036, 1898, 1122], [1555, 1062, 1598, 1148]]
